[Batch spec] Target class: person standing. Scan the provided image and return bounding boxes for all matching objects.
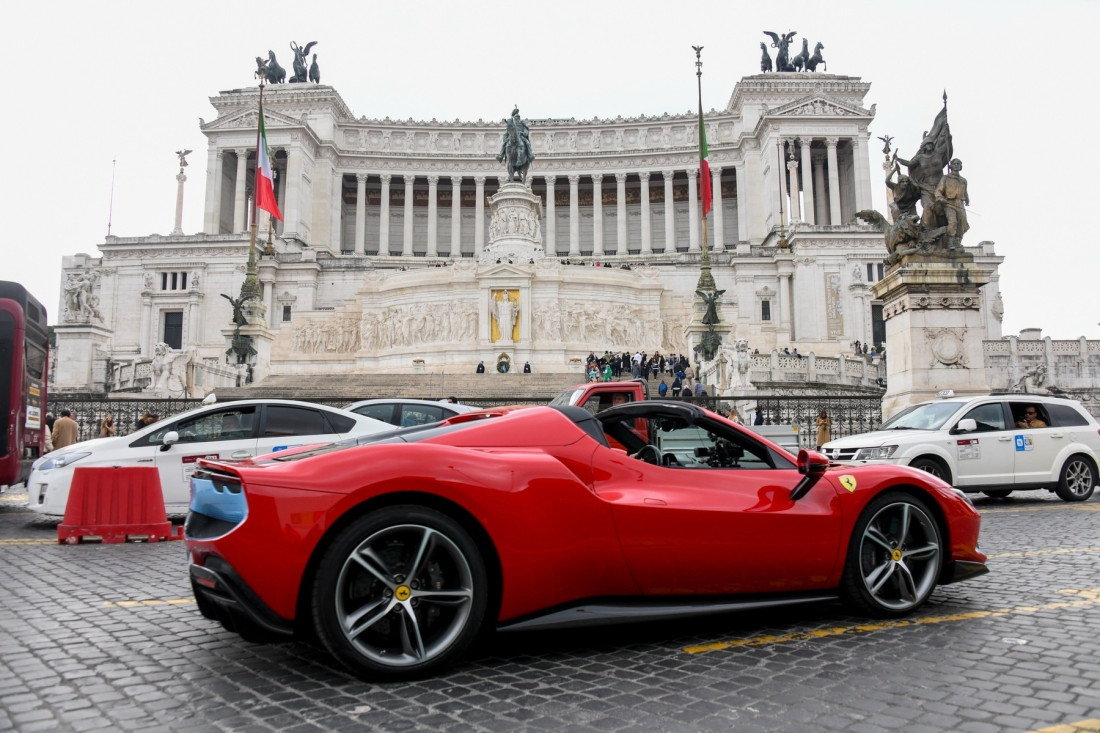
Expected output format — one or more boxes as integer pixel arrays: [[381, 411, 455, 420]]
[[753, 408, 764, 426], [476, 361, 485, 373], [98, 415, 115, 438], [815, 409, 832, 450], [52, 409, 79, 449]]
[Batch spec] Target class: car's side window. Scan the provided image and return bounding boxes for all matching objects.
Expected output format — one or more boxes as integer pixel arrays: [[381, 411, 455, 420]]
[[162, 407, 256, 444], [1046, 404, 1090, 428], [263, 406, 329, 437], [400, 406, 445, 427], [1009, 402, 1051, 428], [354, 404, 396, 425], [961, 403, 1006, 433]]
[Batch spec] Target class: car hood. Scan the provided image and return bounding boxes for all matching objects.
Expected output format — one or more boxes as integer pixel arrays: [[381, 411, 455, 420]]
[[48, 436, 118, 455], [824, 429, 925, 448]]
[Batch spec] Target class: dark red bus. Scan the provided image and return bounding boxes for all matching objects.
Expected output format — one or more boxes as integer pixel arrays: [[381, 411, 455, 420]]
[[0, 281, 49, 487]]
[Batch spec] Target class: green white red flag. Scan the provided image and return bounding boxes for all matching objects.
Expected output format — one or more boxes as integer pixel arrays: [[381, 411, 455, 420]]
[[256, 108, 283, 221], [697, 100, 712, 216]]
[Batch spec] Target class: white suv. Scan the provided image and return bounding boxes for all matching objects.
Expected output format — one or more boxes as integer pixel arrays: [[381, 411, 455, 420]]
[[821, 394, 1100, 501]]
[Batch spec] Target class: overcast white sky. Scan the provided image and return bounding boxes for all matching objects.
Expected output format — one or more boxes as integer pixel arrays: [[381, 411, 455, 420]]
[[5, 0, 1097, 339]]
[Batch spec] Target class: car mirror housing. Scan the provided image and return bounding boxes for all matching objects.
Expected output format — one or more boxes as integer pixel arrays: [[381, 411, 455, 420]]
[[791, 449, 829, 500], [161, 431, 180, 451], [954, 418, 978, 434]]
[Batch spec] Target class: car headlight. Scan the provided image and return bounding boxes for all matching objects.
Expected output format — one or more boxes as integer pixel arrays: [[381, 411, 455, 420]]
[[853, 445, 897, 461], [34, 451, 92, 471]]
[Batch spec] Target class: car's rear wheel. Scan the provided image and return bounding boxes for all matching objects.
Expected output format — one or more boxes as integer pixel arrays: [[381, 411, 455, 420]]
[[841, 492, 943, 617], [981, 489, 1013, 499], [909, 457, 949, 483], [312, 505, 487, 679], [1054, 455, 1097, 502]]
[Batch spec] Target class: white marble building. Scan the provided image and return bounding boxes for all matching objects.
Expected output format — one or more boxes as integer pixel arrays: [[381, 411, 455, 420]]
[[52, 72, 1004, 394]]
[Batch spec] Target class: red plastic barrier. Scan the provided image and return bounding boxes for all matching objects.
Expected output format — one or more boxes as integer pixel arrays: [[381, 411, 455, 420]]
[[58, 466, 182, 544]]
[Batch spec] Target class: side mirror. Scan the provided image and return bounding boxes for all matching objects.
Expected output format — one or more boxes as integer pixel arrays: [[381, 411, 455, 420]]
[[791, 449, 829, 500], [160, 431, 179, 451], [953, 418, 977, 434]]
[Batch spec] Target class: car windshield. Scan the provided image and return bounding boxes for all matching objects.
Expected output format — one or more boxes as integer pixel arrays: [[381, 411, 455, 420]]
[[880, 401, 962, 431], [548, 388, 585, 407]]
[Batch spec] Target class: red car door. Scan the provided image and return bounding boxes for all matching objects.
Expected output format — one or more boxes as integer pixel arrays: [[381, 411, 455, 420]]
[[590, 443, 843, 596]]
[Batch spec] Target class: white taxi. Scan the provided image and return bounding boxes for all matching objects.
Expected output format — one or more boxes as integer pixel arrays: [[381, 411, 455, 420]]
[[27, 399, 392, 516], [822, 393, 1100, 501]]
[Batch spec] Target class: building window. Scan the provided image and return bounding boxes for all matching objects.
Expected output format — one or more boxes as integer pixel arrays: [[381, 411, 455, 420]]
[[160, 271, 188, 291], [877, 263, 884, 280], [282, 305, 292, 322], [761, 300, 771, 322], [163, 311, 183, 349], [866, 263, 874, 282]]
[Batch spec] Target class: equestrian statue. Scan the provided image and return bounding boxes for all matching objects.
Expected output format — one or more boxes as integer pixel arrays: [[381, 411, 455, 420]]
[[497, 106, 534, 184]]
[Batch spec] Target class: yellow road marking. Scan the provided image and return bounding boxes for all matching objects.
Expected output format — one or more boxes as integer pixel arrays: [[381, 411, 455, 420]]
[[1028, 719, 1100, 733], [981, 504, 1100, 514], [0, 538, 55, 545], [103, 599, 196, 608], [683, 588, 1100, 655], [987, 546, 1100, 560]]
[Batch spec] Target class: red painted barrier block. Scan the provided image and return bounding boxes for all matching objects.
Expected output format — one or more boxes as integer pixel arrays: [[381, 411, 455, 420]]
[[58, 466, 180, 544]]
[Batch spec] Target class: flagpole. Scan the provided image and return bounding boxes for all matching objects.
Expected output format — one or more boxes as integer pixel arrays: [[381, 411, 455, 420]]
[[693, 46, 716, 291], [241, 79, 264, 304]]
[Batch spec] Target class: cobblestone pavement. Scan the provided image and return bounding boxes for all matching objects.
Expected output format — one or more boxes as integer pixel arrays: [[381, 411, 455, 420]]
[[2, 486, 1100, 733]]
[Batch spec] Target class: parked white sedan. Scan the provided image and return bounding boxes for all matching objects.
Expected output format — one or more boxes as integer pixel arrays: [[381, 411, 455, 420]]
[[27, 399, 393, 516]]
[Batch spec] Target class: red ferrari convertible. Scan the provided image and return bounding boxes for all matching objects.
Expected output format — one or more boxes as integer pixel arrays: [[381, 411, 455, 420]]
[[184, 402, 987, 678]]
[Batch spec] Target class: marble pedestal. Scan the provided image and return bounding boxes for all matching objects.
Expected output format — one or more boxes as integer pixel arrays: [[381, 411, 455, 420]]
[[53, 323, 113, 392], [479, 182, 544, 265], [873, 256, 995, 419]]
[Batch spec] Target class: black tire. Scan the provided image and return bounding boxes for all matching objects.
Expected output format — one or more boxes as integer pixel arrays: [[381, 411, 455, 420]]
[[311, 505, 487, 679], [981, 489, 1013, 499], [840, 491, 943, 618], [909, 457, 950, 483], [1054, 455, 1097, 502]]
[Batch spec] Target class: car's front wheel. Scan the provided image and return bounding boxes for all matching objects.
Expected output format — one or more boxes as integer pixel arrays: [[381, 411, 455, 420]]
[[1055, 455, 1097, 502], [312, 506, 487, 679], [909, 457, 950, 483], [841, 492, 943, 617]]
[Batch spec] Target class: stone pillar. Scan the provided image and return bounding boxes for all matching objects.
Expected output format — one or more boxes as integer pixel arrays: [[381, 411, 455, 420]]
[[711, 166, 724, 252], [568, 174, 581, 256], [544, 175, 557, 256], [687, 169, 699, 253], [591, 174, 604, 257], [283, 148, 302, 241], [426, 175, 439, 257], [639, 172, 653, 255], [172, 167, 187, 236], [402, 175, 415, 256], [378, 174, 391, 256], [330, 172, 343, 251], [735, 163, 748, 246], [140, 291, 152, 358], [203, 148, 221, 234], [662, 170, 675, 254], [787, 158, 801, 223], [615, 173, 628, 255], [800, 139, 816, 225], [813, 152, 827, 225], [354, 173, 367, 253], [778, 270, 793, 332], [852, 134, 872, 212], [826, 137, 842, 226], [450, 176, 462, 256], [474, 176, 486, 256], [233, 148, 249, 233]]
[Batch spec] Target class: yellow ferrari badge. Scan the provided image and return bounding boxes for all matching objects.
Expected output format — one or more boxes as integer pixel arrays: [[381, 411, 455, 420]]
[[839, 475, 857, 493]]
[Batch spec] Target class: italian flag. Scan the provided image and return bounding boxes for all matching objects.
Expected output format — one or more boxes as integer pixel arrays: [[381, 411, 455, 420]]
[[256, 108, 283, 221], [697, 100, 712, 217]]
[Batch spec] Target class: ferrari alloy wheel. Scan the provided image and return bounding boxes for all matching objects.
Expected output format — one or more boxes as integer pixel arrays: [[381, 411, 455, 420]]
[[841, 492, 942, 617], [1055, 455, 1097, 502], [312, 506, 487, 679]]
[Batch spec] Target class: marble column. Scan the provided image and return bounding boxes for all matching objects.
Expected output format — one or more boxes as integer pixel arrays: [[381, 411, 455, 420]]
[[355, 173, 367, 253], [615, 173, 627, 255], [687, 169, 699, 253], [852, 134, 872, 212], [779, 272, 793, 331], [662, 171, 675, 254], [402, 176, 415, 256], [711, 166, 724, 252], [813, 153, 827, 225], [283, 148, 301, 239], [800, 139, 816, 225], [203, 148, 222, 234], [233, 148, 249, 233], [450, 176, 462, 256], [378, 174, 391, 256], [787, 159, 801, 223], [568, 174, 581, 256], [826, 137, 842, 225], [474, 176, 486, 256], [735, 162, 748, 244], [779, 140, 790, 226], [544, 175, 557, 256], [330, 172, 342, 250], [639, 172, 652, 255], [426, 175, 439, 257], [591, 174, 604, 257]]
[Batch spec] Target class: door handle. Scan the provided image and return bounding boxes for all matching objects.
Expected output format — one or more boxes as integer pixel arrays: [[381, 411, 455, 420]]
[[997, 437, 1011, 442], [230, 451, 252, 460]]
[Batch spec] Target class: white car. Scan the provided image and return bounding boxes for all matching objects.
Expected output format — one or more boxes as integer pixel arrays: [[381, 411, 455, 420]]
[[342, 398, 480, 428], [822, 394, 1100, 501], [27, 399, 393, 516]]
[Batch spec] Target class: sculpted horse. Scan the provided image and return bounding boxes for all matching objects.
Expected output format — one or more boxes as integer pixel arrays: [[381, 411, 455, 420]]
[[759, 42, 773, 73], [790, 38, 809, 71], [264, 51, 286, 84], [497, 118, 531, 184], [806, 42, 826, 72]]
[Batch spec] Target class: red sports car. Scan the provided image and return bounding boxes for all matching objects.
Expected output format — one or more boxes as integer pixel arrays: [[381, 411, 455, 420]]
[[184, 401, 987, 678]]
